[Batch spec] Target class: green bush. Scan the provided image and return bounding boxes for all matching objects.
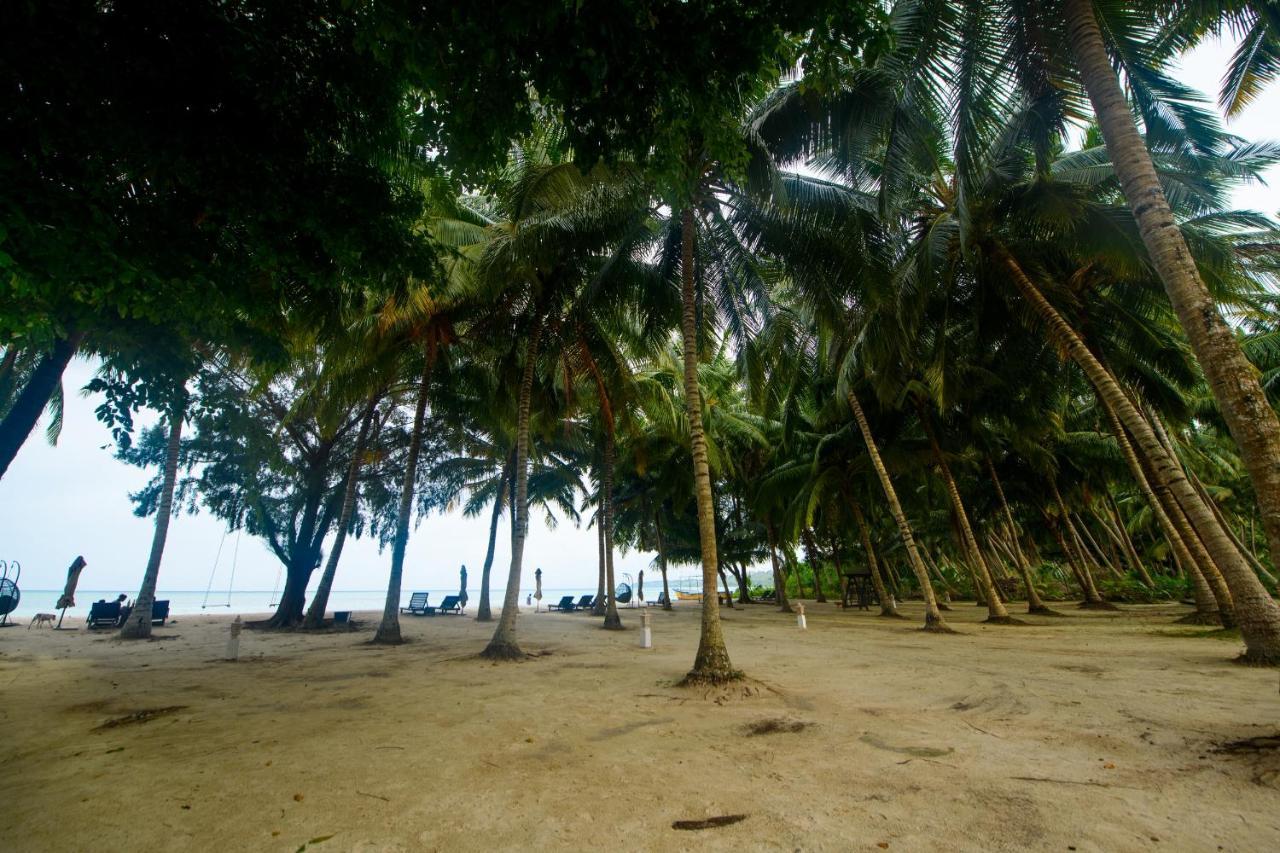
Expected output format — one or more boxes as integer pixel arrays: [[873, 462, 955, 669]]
[[1099, 573, 1189, 603]]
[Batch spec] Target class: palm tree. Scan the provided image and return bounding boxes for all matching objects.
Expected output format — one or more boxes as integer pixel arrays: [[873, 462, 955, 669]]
[[119, 387, 188, 639]]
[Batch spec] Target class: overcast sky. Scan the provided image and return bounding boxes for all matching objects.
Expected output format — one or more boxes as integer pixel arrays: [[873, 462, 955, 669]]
[[2, 36, 1277, 596]]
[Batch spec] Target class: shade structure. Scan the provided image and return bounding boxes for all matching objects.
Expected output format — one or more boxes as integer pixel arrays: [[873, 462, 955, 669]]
[[637, 570, 644, 604], [56, 556, 87, 610], [458, 565, 469, 608]]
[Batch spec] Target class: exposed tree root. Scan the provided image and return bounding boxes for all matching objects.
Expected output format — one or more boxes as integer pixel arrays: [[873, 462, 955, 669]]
[[1079, 600, 1121, 611], [368, 632, 403, 646], [921, 619, 958, 634], [1029, 606, 1066, 617], [678, 668, 745, 688], [479, 640, 527, 661], [984, 615, 1028, 626], [1174, 611, 1223, 626]]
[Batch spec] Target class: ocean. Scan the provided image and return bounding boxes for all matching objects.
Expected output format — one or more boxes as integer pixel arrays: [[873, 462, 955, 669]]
[[1, 586, 609, 622]]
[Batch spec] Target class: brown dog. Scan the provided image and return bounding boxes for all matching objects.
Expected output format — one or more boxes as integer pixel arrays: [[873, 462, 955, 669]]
[[29, 613, 57, 629]]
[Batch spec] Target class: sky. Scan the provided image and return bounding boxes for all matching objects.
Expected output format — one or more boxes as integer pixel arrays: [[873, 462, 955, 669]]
[[1, 36, 1277, 597]]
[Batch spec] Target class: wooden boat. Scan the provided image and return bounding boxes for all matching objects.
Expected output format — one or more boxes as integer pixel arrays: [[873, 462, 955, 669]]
[[674, 590, 702, 601]]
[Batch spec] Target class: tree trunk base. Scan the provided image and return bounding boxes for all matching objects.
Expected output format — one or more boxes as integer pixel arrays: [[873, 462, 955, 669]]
[[921, 615, 957, 634], [591, 605, 607, 617], [370, 628, 403, 645], [479, 639, 526, 660], [1175, 611, 1223, 626], [983, 615, 1028, 625], [1079, 600, 1121, 611], [937, 602, 953, 611], [118, 621, 152, 640], [678, 668, 745, 687], [1235, 647, 1280, 667], [602, 613, 624, 630], [878, 609, 907, 619], [1028, 605, 1066, 617]]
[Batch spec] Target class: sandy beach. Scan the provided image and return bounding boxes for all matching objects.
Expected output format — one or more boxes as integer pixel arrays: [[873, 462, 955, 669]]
[[2, 601, 1278, 851]]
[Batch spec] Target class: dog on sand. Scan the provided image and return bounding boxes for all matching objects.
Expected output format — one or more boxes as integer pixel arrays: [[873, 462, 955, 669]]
[[29, 613, 57, 629]]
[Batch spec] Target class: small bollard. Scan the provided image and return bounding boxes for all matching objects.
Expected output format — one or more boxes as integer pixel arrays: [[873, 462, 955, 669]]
[[889, 593, 897, 610], [640, 610, 652, 649], [796, 603, 807, 630], [225, 615, 242, 661]]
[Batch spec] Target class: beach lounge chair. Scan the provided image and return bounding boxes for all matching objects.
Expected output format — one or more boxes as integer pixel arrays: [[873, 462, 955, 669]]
[[400, 592, 431, 616], [647, 592, 668, 607], [547, 595, 576, 612], [86, 600, 121, 628], [434, 595, 463, 615], [574, 595, 594, 611], [151, 600, 170, 625]]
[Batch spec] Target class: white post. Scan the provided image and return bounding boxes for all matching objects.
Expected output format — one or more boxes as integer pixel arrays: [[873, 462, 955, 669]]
[[225, 615, 242, 661], [640, 610, 652, 649], [796, 602, 807, 630]]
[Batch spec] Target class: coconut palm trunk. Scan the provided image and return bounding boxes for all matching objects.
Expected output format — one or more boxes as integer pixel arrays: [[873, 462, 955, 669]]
[[654, 512, 673, 611], [601, 431, 623, 630], [373, 363, 432, 645], [847, 391, 951, 631], [592, 512, 608, 616], [1050, 481, 1111, 608], [1064, 0, 1280, 575], [475, 465, 508, 623], [921, 414, 1014, 623], [1096, 496, 1155, 587], [1191, 474, 1278, 589], [1000, 245, 1280, 659], [1099, 398, 1219, 620], [850, 502, 903, 618], [801, 527, 828, 603], [985, 458, 1054, 614], [303, 396, 378, 630], [120, 389, 187, 640], [676, 207, 738, 683], [482, 317, 543, 659], [766, 519, 792, 613], [0, 329, 84, 481]]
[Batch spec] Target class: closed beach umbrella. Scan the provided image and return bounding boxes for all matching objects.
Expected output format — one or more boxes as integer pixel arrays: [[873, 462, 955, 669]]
[[56, 555, 87, 628], [637, 570, 644, 605], [534, 567, 543, 611], [459, 565, 469, 609]]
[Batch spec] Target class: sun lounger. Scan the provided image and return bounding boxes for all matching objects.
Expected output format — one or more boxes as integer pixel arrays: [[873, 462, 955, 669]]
[[573, 595, 594, 611], [151, 600, 170, 625], [433, 595, 463, 615], [547, 595, 576, 612], [86, 600, 121, 628], [647, 592, 668, 607], [400, 592, 430, 615]]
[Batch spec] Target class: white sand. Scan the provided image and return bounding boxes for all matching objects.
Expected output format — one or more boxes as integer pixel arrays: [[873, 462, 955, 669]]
[[1, 601, 1278, 851]]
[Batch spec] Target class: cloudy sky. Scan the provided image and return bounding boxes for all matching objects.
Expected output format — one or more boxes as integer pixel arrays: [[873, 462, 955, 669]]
[[2, 36, 1277, 597]]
